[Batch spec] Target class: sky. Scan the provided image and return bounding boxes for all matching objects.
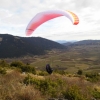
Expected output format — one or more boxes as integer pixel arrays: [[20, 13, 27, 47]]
[[0, 0, 100, 41]]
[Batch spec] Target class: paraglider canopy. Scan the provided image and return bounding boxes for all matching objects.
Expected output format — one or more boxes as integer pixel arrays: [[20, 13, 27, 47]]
[[46, 64, 53, 74], [26, 10, 79, 36]]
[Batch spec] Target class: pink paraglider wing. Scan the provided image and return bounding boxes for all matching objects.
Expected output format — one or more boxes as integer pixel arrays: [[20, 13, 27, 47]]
[[26, 10, 79, 36]]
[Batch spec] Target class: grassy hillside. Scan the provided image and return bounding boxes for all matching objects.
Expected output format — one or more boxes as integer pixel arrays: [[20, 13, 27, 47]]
[[0, 59, 100, 100], [0, 39, 100, 100]]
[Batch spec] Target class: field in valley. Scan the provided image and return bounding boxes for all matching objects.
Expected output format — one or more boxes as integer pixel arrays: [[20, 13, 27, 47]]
[[28, 44, 100, 74]]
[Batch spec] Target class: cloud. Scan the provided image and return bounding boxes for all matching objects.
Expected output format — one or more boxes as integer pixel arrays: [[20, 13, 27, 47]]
[[0, 0, 100, 40]]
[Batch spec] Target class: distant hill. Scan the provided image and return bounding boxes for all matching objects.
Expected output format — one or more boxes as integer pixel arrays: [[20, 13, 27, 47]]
[[56, 40, 77, 44], [63, 40, 100, 46], [0, 34, 65, 58]]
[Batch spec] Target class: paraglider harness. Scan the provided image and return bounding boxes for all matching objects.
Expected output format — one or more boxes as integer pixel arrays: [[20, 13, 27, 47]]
[[46, 64, 53, 74]]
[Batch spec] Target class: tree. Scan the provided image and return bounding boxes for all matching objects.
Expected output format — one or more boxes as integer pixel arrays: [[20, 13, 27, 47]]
[[77, 69, 83, 75]]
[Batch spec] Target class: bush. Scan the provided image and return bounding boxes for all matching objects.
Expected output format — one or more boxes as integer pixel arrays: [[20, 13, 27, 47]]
[[0, 67, 6, 74], [0, 60, 9, 67], [10, 61, 36, 74], [85, 72, 100, 82], [38, 71, 48, 76], [20, 65, 36, 74], [23, 75, 65, 97], [62, 85, 86, 100], [77, 69, 83, 75], [10, 61, 23, 67], [92, 89, 100, 99]]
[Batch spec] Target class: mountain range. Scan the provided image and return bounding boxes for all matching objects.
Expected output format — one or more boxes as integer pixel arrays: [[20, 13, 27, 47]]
[[0, 34, 100, 58], [62, 40, 100, 46], [0, 34, 65, 58]]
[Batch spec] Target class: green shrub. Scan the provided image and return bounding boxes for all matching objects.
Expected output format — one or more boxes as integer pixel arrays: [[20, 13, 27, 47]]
[[23, 75, 65, 97], [92, 89, 100, 99], [77, 69, 83, 75], [0, 67, 6, 74], [10, 61, 36, 74], [38, 71, 48, 76], [20, 65, 36, 74], [62, 85, 86, 100], [10, 61, 23, 67], [85, 72, 100, 82], [23, 74, 34, 85], [0, 60, 9, 67]]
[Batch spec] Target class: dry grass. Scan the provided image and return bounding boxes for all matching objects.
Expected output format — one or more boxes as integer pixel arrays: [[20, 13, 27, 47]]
[[0, 70, 45, 100], [0, 70, 100, 100]]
